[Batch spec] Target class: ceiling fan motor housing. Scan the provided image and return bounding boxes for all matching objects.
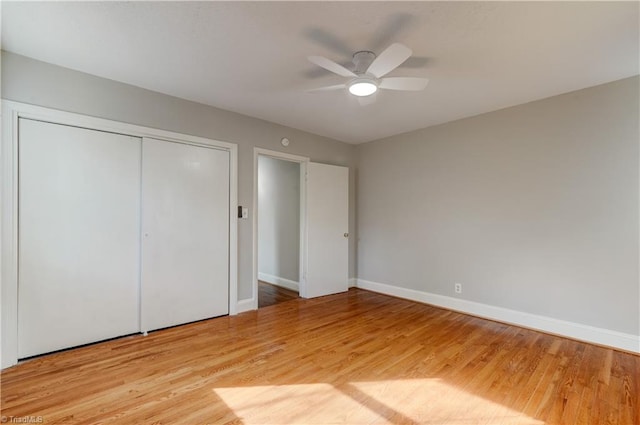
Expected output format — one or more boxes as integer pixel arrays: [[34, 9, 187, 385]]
[[352, 51, 376, 75], [348, 51, 379, 96]]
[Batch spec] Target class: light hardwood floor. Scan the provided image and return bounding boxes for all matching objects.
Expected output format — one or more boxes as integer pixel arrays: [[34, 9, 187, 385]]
[[1, 289, 638, 424], [258, 281, 299, 308]]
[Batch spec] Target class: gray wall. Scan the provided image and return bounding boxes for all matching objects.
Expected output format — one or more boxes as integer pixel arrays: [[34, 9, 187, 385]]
[[1, 51, 357, 301], [5, 50, 638, 337], [356, 76, 639, 335], [258, 156, 300, 283]]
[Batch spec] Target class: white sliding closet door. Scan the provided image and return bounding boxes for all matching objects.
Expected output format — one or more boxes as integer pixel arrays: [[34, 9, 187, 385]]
[[18, 119, 141, 358], [141, 138, 229, 332]]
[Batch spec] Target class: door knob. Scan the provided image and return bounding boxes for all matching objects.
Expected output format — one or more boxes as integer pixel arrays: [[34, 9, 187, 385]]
[[344, 233, 349, 238]]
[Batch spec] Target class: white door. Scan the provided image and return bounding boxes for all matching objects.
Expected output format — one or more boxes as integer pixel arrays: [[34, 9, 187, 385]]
[[304, 162, 349, 298], [18, 119, 141, 358], [141, 138, 230, 332]]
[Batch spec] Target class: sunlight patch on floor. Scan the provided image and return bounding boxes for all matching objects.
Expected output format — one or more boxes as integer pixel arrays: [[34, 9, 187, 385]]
[[213, 379, 544, 424], [214, 383, 375, 424], [352, 378, 544, 425]]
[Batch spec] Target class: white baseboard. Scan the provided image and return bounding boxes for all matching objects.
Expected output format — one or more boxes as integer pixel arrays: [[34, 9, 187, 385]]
[[258, 272, 299, 292], [236, 298, 255, 314], [348, 278, 357, 288], [355, 278, 640, 354]]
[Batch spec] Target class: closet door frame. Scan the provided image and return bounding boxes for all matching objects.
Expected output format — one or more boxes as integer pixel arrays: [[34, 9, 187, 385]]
[[1, 100, 238, 368]]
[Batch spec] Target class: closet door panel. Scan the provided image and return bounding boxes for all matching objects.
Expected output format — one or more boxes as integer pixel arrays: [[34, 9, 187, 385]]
[[141, 138, 229, 332], [18, 119, 141, 358]]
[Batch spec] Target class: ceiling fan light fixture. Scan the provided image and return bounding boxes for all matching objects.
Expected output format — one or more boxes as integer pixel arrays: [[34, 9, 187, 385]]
[[348, 79, 378, 97], [308, 42, 427, 104]]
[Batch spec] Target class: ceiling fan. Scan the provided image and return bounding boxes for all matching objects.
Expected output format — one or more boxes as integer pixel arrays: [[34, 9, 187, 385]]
[[307, 43, 429, 103]]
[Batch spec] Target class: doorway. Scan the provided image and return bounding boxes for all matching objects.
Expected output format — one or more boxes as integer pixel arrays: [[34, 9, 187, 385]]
[[252, 148, 349, 309], [256, 152, 305, 308]]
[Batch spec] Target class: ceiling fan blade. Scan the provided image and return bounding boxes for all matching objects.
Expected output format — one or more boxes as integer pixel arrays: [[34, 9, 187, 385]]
[[306, 84, 347, 93], [304, 28, 353, 56], [308, 56, 356, 77], [367, 43, 412, 78], [368, 13, 415, 53], [379, 77, 429, 91], [304, 60, 353, 79]]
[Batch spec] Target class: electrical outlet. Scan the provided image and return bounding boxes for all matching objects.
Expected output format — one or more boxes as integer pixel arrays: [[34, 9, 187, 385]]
[[454, 283, 462, 294]]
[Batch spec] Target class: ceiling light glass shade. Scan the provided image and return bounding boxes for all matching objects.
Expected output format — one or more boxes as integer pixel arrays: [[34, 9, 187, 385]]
[[348, 79, 378, 97]]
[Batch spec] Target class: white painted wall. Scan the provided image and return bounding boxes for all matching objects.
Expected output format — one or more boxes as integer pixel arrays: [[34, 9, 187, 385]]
[[356, 77, 639, 347], [258, 156, 300, 287]]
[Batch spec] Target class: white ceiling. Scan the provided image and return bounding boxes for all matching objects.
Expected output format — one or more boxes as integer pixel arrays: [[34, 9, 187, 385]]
[[2, 1, 638, 144]]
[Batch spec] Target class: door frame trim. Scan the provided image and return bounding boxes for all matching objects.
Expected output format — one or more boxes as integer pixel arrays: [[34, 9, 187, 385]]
[[1, 100, 239, 368], [252, 148, 309, 309]]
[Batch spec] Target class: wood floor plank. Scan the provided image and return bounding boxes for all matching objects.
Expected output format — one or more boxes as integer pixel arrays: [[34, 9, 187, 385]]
[[258, 281, 298, 308], [1, 289, 638, 424]]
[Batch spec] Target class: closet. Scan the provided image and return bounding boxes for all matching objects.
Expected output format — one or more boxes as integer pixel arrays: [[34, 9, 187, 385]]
[[17, 118, 230, 359], [140, 137, 229, 332]]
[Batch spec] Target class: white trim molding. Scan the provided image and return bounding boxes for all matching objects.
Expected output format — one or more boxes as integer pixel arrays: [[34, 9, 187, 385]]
[[258, 273, 299, 292], [236, 299, 256, 314], [348, 278, 357, 288], [252, 148, 309, 309], [1, 100, 239, 368], [355, 278, 640, 354]]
